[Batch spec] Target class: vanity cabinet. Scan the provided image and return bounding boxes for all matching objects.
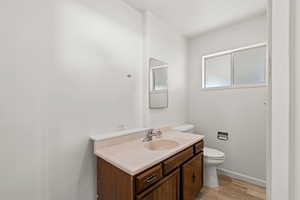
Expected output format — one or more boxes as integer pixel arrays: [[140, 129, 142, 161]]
[[136, 164, 163, 193], [137, 169, 180, 200], [97, 140, 204, 200], [182, 153, 203, 200]]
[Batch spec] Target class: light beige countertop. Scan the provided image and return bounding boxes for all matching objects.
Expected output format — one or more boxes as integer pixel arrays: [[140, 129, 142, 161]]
[[92, 130, 204, 176]]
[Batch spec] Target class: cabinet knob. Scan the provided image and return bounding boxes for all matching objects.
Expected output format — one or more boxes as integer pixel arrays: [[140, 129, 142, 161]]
[[192, 172, 196, 183]]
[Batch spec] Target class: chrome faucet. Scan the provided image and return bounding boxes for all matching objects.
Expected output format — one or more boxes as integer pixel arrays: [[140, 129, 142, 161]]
[[143, 129, 162, 142]]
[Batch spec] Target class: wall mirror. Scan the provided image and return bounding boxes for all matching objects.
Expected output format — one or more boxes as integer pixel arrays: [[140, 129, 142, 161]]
[[149, 58, 168, 109]]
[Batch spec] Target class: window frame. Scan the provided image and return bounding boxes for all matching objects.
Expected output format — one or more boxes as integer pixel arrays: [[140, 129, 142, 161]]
[[202, 43, 268, 90]]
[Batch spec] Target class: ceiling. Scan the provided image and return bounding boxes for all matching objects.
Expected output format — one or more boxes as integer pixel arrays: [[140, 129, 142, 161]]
[[122, 0, 267, 37]]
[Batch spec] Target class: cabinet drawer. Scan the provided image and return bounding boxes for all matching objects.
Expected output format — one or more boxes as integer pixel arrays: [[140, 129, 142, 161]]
[[136, 169, 180, 200], [163, 147, 194, 175], [136, 164, 163, 193], [194, 141, 204, 154]]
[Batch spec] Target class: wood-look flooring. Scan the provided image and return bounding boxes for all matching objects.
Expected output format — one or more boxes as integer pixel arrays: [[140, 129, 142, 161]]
[[196, 174, 266, 200]]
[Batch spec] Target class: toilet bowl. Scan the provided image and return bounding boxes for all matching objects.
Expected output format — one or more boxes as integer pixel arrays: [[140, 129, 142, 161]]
[[204, 147, 225, 188], [172, 124, 226, 188]]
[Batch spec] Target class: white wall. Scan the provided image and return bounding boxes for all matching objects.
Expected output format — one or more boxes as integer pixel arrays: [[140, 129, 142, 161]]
[[270, 0, 292, 199], [0, 0, 53, 199], [187, 15, 268, 184], [294, 0, 300, 199], [143, 12, 187, 128], [0, 0, 189, 199], [47, 1, 145, 200], [0, 0, 144, 199]]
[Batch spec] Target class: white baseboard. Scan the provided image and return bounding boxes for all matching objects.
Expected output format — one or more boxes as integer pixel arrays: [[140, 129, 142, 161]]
[[217, 168, 266, 188]]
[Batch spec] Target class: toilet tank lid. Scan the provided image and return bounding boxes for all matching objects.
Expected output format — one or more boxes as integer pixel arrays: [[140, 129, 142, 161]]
[[172, 124, 195, 132]]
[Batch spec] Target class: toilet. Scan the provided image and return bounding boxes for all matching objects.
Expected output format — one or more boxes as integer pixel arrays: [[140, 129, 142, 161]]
[[203, 147, 225, 188], [172, 124, 225, 188]]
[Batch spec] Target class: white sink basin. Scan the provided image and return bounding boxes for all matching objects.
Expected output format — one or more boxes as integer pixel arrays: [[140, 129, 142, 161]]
[[144, 139, 179, 151]]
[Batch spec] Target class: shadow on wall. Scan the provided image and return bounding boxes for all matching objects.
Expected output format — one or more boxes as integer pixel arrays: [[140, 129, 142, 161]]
[[77, 141, 97, 200]]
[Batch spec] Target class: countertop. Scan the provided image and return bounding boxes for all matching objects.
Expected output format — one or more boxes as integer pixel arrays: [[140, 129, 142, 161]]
[[93, 130, 204, 176]]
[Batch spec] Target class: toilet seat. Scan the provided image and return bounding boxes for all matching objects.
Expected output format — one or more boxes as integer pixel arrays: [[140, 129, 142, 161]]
[[204, 147, 225, 160]]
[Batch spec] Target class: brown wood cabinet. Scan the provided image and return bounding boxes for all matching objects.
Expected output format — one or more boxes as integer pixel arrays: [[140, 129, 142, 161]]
[[97, 159, 134, 200], [137, 169, 180, 200], [163, 147, 194, 175], [97, 140, 204, 200], [182, 153, 203, 200]]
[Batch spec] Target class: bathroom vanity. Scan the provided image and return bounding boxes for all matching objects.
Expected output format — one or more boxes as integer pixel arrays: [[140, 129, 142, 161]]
[[91, 129, 204, 200]]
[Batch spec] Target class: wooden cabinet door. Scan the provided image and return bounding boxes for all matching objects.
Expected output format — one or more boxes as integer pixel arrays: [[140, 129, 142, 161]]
[[137, 170, 180, 200], [98, 159, 134, 200], [182, 153, 203, 200]]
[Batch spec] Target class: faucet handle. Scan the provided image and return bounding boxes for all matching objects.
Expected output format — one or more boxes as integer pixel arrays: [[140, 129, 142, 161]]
[[152, 128, 162, 138], [147, 129, 154, 134], [142, 129, 154, 142]]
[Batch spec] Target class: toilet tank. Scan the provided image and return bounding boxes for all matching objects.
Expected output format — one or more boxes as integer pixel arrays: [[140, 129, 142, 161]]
[[172, 124, 195, 133]]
